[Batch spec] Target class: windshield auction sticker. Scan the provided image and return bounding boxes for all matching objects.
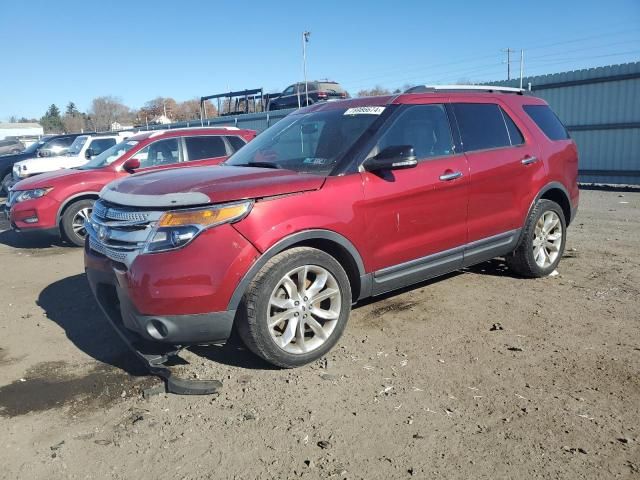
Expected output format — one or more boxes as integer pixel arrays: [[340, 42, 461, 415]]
[[343, 106, 386, 116]]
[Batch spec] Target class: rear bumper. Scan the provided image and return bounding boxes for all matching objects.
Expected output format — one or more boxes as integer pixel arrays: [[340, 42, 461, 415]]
[[85, 244, 236, 345]]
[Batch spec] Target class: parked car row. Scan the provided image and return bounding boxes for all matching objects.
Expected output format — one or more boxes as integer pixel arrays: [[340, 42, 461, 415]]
[[4, 127, 255, 246], [8, 131, 135, 190], [1, 132, 90, 195], [4, 88, 579, 370]]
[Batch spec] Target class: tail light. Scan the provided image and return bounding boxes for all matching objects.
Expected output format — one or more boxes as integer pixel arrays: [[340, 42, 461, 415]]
[[317, 91, 327, 99], [340, 92, 347, 98]]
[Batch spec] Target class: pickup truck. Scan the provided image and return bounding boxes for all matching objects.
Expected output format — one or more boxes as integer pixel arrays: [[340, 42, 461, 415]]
[[10, 132, 133, 186]]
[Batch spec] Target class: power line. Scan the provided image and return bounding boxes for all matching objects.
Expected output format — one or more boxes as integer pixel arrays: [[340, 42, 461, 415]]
[[341, 26, 639, 88]]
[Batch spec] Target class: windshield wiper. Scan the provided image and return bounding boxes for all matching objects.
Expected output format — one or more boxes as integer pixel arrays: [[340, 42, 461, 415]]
[[239, 161, 281, 169]]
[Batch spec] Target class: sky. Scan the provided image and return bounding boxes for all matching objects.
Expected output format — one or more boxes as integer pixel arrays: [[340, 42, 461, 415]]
[[0, 0, 639, 120]]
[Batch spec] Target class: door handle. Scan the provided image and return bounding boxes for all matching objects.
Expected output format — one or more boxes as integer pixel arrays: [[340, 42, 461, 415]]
[[439, 171, 463, 181], [521, 156, 538, 165]]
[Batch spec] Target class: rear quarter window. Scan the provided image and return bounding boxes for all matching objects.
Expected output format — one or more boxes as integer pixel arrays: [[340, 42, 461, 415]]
[[523, 105, 570, 141]]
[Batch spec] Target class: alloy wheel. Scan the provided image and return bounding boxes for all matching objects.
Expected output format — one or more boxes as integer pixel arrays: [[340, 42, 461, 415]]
[[532, 211, 562, 268], [268, 265, 342, 354], [72, 207, 92, 239]]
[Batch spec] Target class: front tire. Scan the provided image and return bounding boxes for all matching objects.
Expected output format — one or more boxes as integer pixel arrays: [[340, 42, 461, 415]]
[[506, 199, 566, 277], [237, 247, 352, 368], [60, 199, 94, 247], [1, 173, 12, 196]]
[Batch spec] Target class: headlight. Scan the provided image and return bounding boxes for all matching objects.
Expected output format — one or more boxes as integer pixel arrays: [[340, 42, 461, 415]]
[[143, 201, 252, 253], [14, 188, 53, 203]]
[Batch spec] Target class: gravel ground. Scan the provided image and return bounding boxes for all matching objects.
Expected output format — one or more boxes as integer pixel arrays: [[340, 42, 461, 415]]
[[0, 189, 638, 480]]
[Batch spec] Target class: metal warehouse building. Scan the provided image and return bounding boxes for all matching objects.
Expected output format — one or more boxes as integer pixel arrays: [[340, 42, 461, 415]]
[[493, 61, 640, 185]]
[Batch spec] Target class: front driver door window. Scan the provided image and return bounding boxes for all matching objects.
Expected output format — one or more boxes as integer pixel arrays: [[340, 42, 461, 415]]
[[133, 138, 181, 169]]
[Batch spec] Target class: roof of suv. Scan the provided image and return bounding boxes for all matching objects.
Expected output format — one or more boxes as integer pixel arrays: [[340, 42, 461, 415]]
[[296, 89, 547, 115]]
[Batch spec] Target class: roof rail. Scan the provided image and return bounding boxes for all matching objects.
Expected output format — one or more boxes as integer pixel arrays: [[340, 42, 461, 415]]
[[405, 84, 525, 94]]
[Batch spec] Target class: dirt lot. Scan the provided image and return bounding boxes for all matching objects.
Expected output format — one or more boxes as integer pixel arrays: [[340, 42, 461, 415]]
[[0, 189, 638, 480]]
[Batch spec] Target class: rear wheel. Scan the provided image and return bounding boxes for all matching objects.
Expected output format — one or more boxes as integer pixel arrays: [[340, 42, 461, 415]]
[[60, 199, 94, 247], [506, 199, 566, 277], [237, 247, 352, 368]]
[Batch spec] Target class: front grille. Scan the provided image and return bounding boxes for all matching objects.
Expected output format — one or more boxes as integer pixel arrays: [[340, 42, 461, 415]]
[[87, 200, 165, 266], [89, 236, 131, 263], [92, 201, 151, 223]]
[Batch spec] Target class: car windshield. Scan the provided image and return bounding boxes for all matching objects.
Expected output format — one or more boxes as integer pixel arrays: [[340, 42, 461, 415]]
[[78, 140, 140, 170], [66, 136, 89, 156], [224, 106, 384, 174], [22, 141, 42, 154]]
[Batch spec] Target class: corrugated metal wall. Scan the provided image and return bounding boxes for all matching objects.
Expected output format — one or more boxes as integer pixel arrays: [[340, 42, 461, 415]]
[[491, 62, 640, 184], [150, 62, 639, 185]]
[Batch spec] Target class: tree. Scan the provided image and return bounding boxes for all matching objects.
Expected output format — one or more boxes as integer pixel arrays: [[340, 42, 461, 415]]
[[40, 104, 64, 133], [173, 98, 218, 121], [89, 96, 130, 131], [66, 102, 79, 116], [62, 101, 86, 132], [356, 85, 392, 97], [139, 97, 177, 122]]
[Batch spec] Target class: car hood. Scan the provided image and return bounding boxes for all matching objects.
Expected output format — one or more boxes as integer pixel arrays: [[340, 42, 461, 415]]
[[101, 165, 326, 208], [12, 167, 113, 191]]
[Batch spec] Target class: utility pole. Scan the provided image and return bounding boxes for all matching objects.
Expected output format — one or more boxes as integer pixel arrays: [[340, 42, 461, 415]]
[[502, 48, 515, 80], [519, 49, 524, 90], [303, 31, 311, 107]]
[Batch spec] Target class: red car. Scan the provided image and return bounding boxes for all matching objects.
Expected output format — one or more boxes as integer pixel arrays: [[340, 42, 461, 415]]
[[85, 87, 579, 368], [5, 128, 256, 246]]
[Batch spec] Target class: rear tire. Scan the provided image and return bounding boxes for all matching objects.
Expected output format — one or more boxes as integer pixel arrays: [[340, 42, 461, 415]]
[[506, 199, 566, 278], [60, 199, 94, 247], [237, 247, 352, 368]]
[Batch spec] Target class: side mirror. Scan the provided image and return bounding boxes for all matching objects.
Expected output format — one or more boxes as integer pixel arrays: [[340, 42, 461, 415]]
[[363, 145, 418, 172], [122, 158, 140, 173], [85, 148, 94, 159]]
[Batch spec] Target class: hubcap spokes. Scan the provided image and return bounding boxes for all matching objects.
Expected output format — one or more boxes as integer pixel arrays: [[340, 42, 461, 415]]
[[268, 265, 341, 354], [533, 211, 562, 268], [72, 208, 92, 237]]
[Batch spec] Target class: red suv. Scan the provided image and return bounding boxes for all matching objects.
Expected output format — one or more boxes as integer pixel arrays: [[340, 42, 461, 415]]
[[5, 128, 256, 246], [85, 88, 579, 368]]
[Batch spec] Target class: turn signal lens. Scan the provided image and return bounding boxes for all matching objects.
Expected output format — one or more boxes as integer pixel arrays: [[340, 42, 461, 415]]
[[158, 202, 252, 228]]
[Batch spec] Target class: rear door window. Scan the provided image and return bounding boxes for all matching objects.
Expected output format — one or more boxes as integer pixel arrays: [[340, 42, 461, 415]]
[[453, 103, 511, 152], [185, 136, 227, 160], [134, 138, 181, 168], [523, 105, 570, 140], [371, 104, 454, 160]]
